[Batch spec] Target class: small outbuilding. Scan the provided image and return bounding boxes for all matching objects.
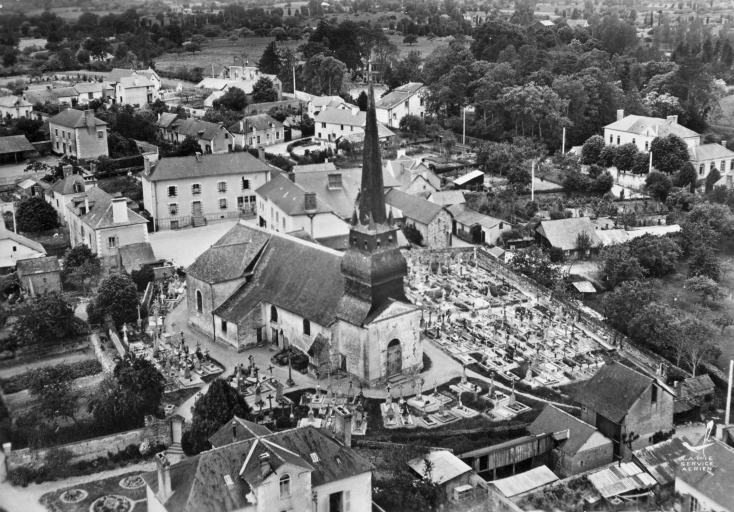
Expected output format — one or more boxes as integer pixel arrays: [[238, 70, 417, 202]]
[[16, 256, 62, 296]]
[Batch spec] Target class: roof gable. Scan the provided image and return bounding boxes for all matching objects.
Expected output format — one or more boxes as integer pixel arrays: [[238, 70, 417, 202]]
[[528, 405, 603, 456], [385, 188, 445, 225], [255, 173, 333, 216], [537, 217, 601, 251], [573, 362, 654, 422]]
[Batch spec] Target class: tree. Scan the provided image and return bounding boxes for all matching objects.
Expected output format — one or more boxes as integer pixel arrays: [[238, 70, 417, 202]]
[[28, 366, 81, 424], [16, 196, 59, 233], [131, 266, 155, 293], [675, 162, 698, 192], [14, 292, 85, 346], [581, 135, 605, 165], [685, 275, 726, 303], [600, 246, 646, 288], [403, 34, 418, 45], [402, 224, 423, 245], [183, 378, 252, 455], [87, 273, 139, 327], [62, 245, 102, 292], [212, 87, 248, 111], [602, 280, 656, 334], [270, 27, 288, 42], [178, 136, 202, 156], [680, 316, 720, 376], [258, 41, 282, 75], [651, 134, 690, 174], [627, 234, 681, 277], [302, 55, 348, 96], [251, 77, 279, 103], [613, 143, 638, 173], [356, 91, 368, 111], [706, 168, 722, 193], [688, 245, 722, 282], [627, 302, 678, 352], [183, 42, 201, 55], [591, 171, 614, 193], [644, 171, 673, 202], [509, 246, 566, 289], [714, 312, 734, 334], [598, 145, 618, 168]]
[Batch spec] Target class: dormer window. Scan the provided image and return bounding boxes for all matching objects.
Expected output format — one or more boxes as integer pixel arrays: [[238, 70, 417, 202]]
[[328, 173, 342, 189], [73, 183, 83, 193]]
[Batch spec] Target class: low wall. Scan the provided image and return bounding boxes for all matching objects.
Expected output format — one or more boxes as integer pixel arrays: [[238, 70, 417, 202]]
[[5, 415, 174, 470]]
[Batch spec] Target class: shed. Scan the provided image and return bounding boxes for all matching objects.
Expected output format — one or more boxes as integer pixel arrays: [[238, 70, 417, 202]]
[[0, 135, 36, 163], [587, 461, 657, 499], [408, 450, 474, 501], [490, 465, 558, 498], [571, 281, 595, 294], [453, 170, 485, 190]]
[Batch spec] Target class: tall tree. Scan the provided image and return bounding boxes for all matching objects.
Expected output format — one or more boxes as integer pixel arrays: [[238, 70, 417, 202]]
[[251, 77, 279, 103], [651, 134, 690, 174], [86, 272, 139, 327], [257, 41, 282, 75], [14, 292, 85, 346], [16, 196, 59, 233]]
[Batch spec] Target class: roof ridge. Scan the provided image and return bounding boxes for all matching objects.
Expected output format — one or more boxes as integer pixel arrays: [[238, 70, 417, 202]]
[[545, 403, 597, 430]]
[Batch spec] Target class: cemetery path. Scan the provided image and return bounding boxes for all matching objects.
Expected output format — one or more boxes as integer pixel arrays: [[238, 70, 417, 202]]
[[466, 369, 579, 411]]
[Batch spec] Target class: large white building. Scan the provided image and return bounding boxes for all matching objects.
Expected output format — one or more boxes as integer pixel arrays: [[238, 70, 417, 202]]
[[375, 82, 427, 128], [314, 108, 395, 144]]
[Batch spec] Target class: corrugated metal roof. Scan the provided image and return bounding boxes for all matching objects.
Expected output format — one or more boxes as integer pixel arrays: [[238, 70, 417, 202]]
[[491, 465, 559, 498], [633, 437, 690, 486], [408, 450, 472, 484], [572, 281, 596, 293], [587, 462, 657, 498], [454, 170, 484, 186]]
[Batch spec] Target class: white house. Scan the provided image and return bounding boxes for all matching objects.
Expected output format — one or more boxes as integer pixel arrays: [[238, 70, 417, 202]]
[[603, 110, 700, 152], [375, 82, 427, 128], [227, 114, 284, 149], [315, 107, 395, 144], [0, 96, 33, 119]]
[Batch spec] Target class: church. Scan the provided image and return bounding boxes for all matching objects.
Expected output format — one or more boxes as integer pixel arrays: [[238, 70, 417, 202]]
[[185, 86, 423, 386]]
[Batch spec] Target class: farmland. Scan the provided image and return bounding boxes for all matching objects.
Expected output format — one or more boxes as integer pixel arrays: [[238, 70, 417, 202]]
[[154, 34, 450, 75]]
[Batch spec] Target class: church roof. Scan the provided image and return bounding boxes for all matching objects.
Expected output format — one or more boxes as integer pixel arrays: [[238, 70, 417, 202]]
[[358, 84, 387, 225]]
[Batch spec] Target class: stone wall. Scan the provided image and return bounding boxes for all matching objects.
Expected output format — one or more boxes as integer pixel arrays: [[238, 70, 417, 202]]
[[425, 209, 453, 249], [5, 415, 175, 471]]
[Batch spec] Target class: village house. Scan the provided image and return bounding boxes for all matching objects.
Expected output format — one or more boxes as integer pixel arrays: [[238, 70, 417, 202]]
[[142, 151, 274, 230], [689, 141, 734, 179], [603, 111, 701, 152], [255, 172, 349, 240], [0, 215, 46, 274], [314, 107, 395, 145], [71, 82, 109, 105], [573, 362, 674, 460], [16, 256, 62, 296], [0, 95, 33, 119], [227, 114, 284, 149], [15, 176, 52, 201], [107, 68, 161, 105], [46, 167, 92, 226], [117, 242, 160, 273], [198, 70, 282, 105], [528, 405, 614, 477], [295, 91, 358, 116], [143, 420, 374, 512], [374, 82, 427, 128], [48, 109, 109, 160], [535, 217, 602, 259], [427, 190, 466, 207], [632, 437, 691, 499], [383, 150, 441, 195], [448, 203, 512, 245], [52, 87, 79, 106], [385, 188, 453, 248], [66, 186, 149, 269], [674, 439, 734, 512], [157, 117, 234, 154]]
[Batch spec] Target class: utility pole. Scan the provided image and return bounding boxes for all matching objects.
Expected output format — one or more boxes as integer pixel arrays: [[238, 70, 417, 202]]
[[292, 65, 296, 94], [531, 160, 535, 201], [726, 359, 733, 426], [648, 151, 653, 173], [562, 127, 566, 155]]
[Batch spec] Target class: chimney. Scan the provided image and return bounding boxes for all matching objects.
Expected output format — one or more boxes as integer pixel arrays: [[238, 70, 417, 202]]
[[112, 197, 128, 224], [258, 147, 265, 161], [667, 115, 678, 124], [62, 165, 73, 178], [85, 109, 95, 130], [232, 420, 237, 442], [304, 191, 317, 212], [333, 405, 352, 447], [143, 156, 151, 175], [156, 452, 172, 502], [721, 140, 727, 148], [258, 452, 271, 478], [84, 197, 90, 214], [617, 109, 624, 121], [396, 148, 406, 158], [287, 171, 295, 182]]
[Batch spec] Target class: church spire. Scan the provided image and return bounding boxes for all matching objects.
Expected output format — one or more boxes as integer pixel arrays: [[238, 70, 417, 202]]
[[358, 84, 386, 226]]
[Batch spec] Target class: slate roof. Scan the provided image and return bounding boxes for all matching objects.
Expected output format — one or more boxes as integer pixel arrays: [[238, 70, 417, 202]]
[[491, 465, 559, 498], [292, 162, 337, 173], [0, 95, 32, 108], [209, 416, 274, 448], [603, 115, 700, 139], [596, 229, 630, 246], [536, 217, 601, 251], [428, 190, 465, 206], [293, 166, 399, 219], [53, 87, 78, 98], [214, 227, 345, 326], [675, 441, 734, 508], [528, 405, 606, 456], [255, 173, 333, 216], [573, 362, 653, 423], [48, 109, 107, 128], [119, 75, 154, 89], [689, 143, 734, 161], [23, 88, 58, 105], [50, 174, 86, 195], [16, 256, 60, 276], [186, 223, 270, 284], [375, 82, 425, 110], [316, 108, 366, 127], [119, 242, 158, 271], [68, 186, 147, 230], [408, 450, 471, 484], [108, 68, 136, 83], [679, 374, 715, 397], [310, 95, 347, 108], [170, 118, 226, 141], [633, 436, 690, 486], [73, 82, 107, 94], [383, 155, 439, 191], [157, 112, 179, 129], [227, 114, 283, 134], [448, 203, 504, 230], [143, 426, 374, 512], [146, 152, 275, 182], [385, 188, 446, 225], [0, 135, 35, 154]]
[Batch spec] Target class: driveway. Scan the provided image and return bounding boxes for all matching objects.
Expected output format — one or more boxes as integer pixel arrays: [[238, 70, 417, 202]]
[[0, 155, 58, 182]]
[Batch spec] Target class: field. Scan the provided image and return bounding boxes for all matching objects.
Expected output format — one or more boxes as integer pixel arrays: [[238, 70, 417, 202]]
[[24, 7, 126, 20], [153, 34, 449, 75]]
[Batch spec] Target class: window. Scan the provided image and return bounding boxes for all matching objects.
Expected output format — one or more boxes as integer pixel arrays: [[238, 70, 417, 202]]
[[97, 130, 104, 139], [282, 217, 285, 230], [699, 164, 705, 176], [580, 460, 585, 467], [56, 142, 59, 149], [609, 134, 613, 143], [322, 122, 326, 128], [241, 178, 250, 190], [420, 97, 425, 106], [645, 141, 649, 151], [224, 132, 229, 139], [616, 136, 620, 145], [88, 92, 93, 100], [221, 319, 228, 334], [303, 319, 311, 336], [169, 203, 179, 215], [271, 306, 278, 322], [276, 131, 280, 139], [345, 490, 351, 512], [196, 290, 203, 312], [108, 237, 118, 248], [328, 173, 342, 189], [219, 198, 228, 209], [581, 405, 587, 412], [54, 129, 58, 136], [257, 136, 261, 144], [279, 474, 291, 498], [710, 162, 716, 173], [167, 186, 177, 197], [340, 124, 344, 130], [266, 133, 270, 141], [632, 138, 636, 145], [690, 496, 700, 512], [723, 160, 727, 172], [218, 181, 227, 192], [171, 220, 180, 229], [651, 385, 658, 404], [731, 159, 734, 171], [191, 183, 201, 195]]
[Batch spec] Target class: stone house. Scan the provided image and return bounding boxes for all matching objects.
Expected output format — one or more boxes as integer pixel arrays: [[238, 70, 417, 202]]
[[0, 217, 46, 273], [0, 95, 33, 119], [144, 420, 374, 512], [528, 405, 613, 477], [142, 152, 274, 230], [603, 111, 701, 152], [108, 68, 161, 105], [227, 114, 284, 149], [385, 188, 453, 248], [16, 256, 62, 296], [314, 107, 395, 144], [573, 362, 674, 460], [157, 117, 234, 154], [375, 82, 427, 128], [255, 173, 349, 240], [71, 82, 109, 105], [448, 203, 511, 245], [46, 167, 93, 226], [383, 151, 441, 196], [535, 217, 602, 259], [48, 109, 109, 160], [66, 186, 149, 269]]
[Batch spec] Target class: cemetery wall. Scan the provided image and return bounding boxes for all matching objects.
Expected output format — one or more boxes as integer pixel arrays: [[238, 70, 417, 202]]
[[5, 415, 174, 470]]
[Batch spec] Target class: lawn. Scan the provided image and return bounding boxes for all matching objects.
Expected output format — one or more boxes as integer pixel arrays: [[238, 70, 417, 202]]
[[154, 34, 448, 75], [40, 470, 148, 512]]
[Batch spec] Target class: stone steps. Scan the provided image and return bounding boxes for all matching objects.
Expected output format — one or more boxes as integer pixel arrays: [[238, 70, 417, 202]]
[[192, 216, 207, 228]]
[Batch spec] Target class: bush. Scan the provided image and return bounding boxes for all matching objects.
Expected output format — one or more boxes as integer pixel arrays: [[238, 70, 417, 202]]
[[0, 359, 102, 394], [402, 224, 423, 245], [16, 196, 59, 233], [9, 466, 37, 487]]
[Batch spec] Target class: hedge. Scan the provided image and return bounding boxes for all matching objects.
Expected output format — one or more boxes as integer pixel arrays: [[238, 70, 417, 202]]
[[0, 359, 102, 395]]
